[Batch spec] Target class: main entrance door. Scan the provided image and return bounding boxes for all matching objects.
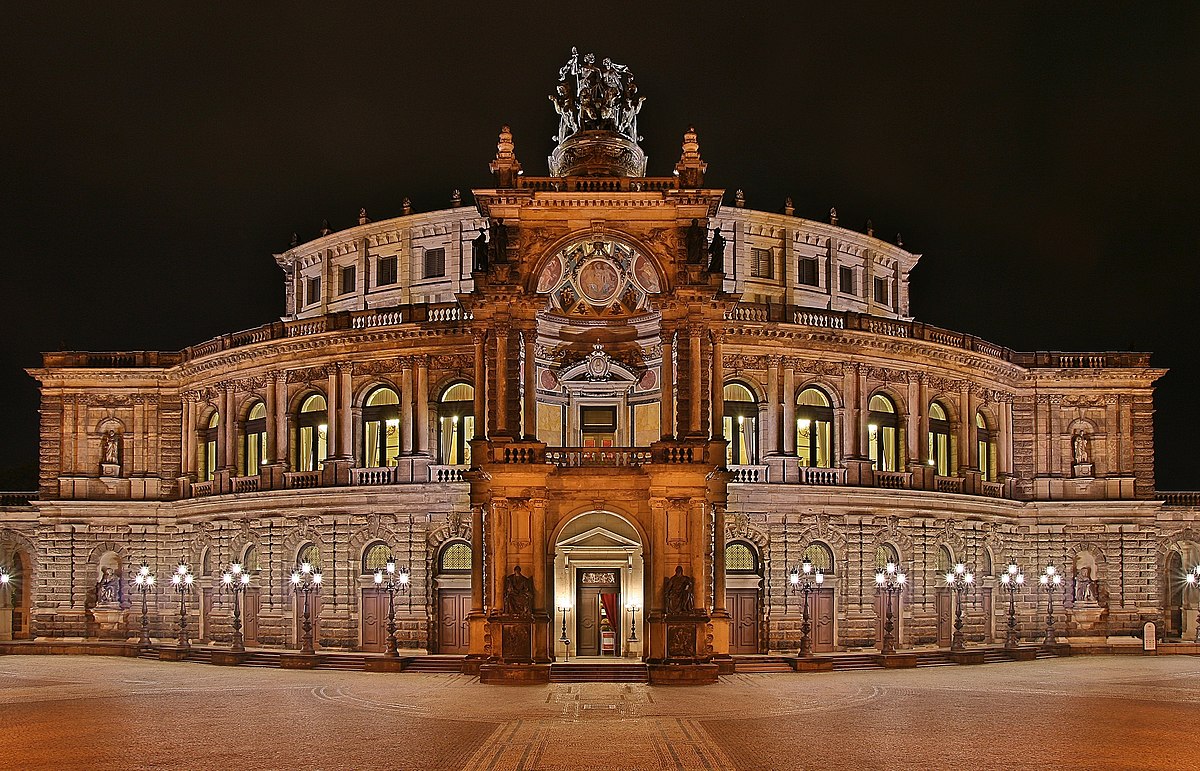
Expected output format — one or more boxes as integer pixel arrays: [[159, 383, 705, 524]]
[[242, 587, 260, 647], [812, 587, 835, 652], [935, 589, 952, 647], [728, 588, 758, 654], [294, 592, 322, 649], [437, 588, 471, 654], [576, 569, 620, 656], [361, 588, 387, 652]]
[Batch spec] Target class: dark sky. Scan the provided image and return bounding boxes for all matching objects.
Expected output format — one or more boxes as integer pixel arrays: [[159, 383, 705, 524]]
[[1, 4, 1197, 490]]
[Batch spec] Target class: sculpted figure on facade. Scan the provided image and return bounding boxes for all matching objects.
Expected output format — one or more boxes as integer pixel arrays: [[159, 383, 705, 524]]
[[95, 566, 121, 606], [471, 228, 489, 273], [502, 565, 533, 617], [1072, 431, 1091, 465], [707, 228, 727, 274], [101, 430, 120, 466], [1072, 566, 1097, 605], [664, 566, 696, 616], [551, 48, 644, 141]]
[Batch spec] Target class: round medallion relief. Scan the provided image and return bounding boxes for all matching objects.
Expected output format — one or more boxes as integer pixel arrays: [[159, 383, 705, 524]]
[[577, 259, 622, 304]]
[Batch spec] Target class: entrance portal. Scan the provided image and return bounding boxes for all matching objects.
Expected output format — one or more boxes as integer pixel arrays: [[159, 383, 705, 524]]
[[576, 569, 621, 656]]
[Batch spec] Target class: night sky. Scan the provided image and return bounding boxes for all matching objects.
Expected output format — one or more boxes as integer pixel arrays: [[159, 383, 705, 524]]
[[1, 5, 1196, 490]]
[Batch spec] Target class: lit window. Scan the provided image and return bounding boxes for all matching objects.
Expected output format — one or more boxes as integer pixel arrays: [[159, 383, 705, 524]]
[[296, 394, 328, 472], [726, 542, 757, 573], [438, 383, 474, 465], [723, 382, 758, 466], [243, 401, 268, 476], [927, 401, 951, 476], [867, 394, 899, 472], [362, 541, 391, 574], [976, 411, 996, 482], [440, 542, 472, 572], [363, 387, 401, 467], [797, 386, 834, 468], [936, 545, 953, 574], [876, 543, 899, 568], [803, 542, 835, 574], [297, 543, 320, 570], [201, 411, 219, 481]]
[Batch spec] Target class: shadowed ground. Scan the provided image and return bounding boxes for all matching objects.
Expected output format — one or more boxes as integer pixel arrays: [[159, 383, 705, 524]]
[[0, 655, 1197, 770]]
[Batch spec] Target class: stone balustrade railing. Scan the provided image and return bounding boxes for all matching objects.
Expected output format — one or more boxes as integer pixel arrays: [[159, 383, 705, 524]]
[[0, 492, 38, 507], [547, 448, 654, 468], [514, 176, 677, 193], [231, 476, 259, 494], [1161, 491, 1200, 507], [798, 466, 846, 486], [283, 471, 321, 490], [875, 471, 912, 490], [191, 480, 215, 498], [728, 465, 768, 483], [430, 464, 469, 482], [350, 467, 395, 486], [935, 476, 965, 494]]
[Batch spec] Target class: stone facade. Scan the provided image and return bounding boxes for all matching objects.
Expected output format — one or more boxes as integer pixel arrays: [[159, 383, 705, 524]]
[[2, 57, 1198, 662]]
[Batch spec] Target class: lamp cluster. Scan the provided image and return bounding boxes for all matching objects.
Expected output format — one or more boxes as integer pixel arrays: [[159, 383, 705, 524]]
[[372, 557, 411, 657], [789, 557, 825, 657]]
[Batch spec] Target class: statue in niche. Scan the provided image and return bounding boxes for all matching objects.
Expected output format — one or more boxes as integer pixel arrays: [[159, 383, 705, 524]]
[[707, 228, 727, 274], [664, 566, 696, 616], [471, 228, 489, 273], [101, 430, 120, 466], [95, 566, 121, 606], [489, 221, 508, 264], [502, 566, 533, 618], [1072, 431, 1091, 465], [686, 219, 706, 265], [1072, 565, 1098, 605]]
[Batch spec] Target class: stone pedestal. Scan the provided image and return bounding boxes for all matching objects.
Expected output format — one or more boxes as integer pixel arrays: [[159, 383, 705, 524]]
[[91, 607, 128, 640], [792, 657, 835, 672], [0, 609, 12, 642], [158, 647, 189, 662], [1004, 647, 1039, 661], [211, 650, 250, 666], [279, 653, 319, 669], [363, 657, 404, 672], [1067, 605, 1107, 636], [874, 653, 918, 668], [1072, 463, 1094, 478], [100, 463, 121, 478], [648, 663, 719, 685], [950, 650, 986, 665]]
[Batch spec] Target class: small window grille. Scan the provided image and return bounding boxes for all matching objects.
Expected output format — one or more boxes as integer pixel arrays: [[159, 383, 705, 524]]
[[423, 247, 446, 279], [297, 543, 321, 570], [838, 266, 855, 295], [376, 255, 398, 286], [340, 265, 356, 295], [803, 542, 835, 574], [440, 542, 471, 572], [241, 545, 259, 572], [798, 257, 819, 286], [875, 543, 899, 568], [750, 247, 773, 279], [362, 542, 391, 574], [726, 542, 757, 572]]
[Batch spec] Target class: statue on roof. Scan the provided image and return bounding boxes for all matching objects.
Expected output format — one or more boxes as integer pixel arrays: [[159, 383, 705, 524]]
[[550, 48, 645, 143]]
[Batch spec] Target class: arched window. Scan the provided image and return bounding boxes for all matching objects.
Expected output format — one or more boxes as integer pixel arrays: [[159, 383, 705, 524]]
[[797, 387, 834, 468], [438, 383, 474, 465], [928, 401, 952, 476], [243, 401, 267, 476], [362, 541, 392, 574], [200, 546, 212, 576], [936, 544, 954, 574], [976, 411, 995, 482], [803, 542, 835, 575], [723, 382, 758, 466], [201, 411, 219, 481], [725, 541, 758, 573], [241, 544, 259, 572], [876, 543, 900, 568], [296, 394, 328, 472], [980, 548, 994, 577], [363, 387, 401, 468], [867, 394, 899, 472], [439, 541, 472, 573], [297, 542, 321, 570]]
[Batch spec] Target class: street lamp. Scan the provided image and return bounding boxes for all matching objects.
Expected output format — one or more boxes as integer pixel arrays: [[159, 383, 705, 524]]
[[557, 603, 571, 661], [789, 557, 825, 657], [169, 562, 194, 649], [874, 561, 906, 655], [372, 557, 410, 657], [290, 561, 322, 654], [945, 563, 975, 651], [625, 602, 640, 643], [132, 563, 156, 646], [1186, 565, 1200, 643], [1039, 564, 1063, 645], [221, 563, 251, 652], [998, 561, 1025, 648]]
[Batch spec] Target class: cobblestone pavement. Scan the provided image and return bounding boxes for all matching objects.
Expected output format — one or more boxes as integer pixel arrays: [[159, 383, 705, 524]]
[[1, 655, 1198, 770]]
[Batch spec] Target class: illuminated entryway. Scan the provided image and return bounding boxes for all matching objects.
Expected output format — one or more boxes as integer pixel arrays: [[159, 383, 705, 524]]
[[553, 511, 644, 660]]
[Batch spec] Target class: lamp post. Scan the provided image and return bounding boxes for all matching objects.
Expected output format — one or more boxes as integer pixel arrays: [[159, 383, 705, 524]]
[[221, 562, 251, 652], [1186, 565, 1200, 643], [625, 603, 640, 643], [1039, 564, 1063, 645], [999, 561, 1025, 649], [557, 603, 571, 661], [169, 563, 194, 649], [132, 563, 156, 646], [874, 561, 906, 655], [945, 563, 975, 651], [372, 557, 410, 657], [789, 557, 825, 657], [290, 561, 322, 654]]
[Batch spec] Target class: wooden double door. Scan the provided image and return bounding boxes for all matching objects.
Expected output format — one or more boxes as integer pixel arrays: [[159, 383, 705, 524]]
[[728, 588, 759, 654], [576, 570, 621, 656], [437, 589, 471, 654]]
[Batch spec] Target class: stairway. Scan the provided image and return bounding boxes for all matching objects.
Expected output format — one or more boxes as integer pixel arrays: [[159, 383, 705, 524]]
[[403, 655, 466, 674], [550, 662, 649, 683], [830, 654, 881, 671], [732, 655, 793, 673]]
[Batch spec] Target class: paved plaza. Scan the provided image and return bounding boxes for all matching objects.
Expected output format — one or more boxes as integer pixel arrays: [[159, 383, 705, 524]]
[[0, 655, 1197, 770]]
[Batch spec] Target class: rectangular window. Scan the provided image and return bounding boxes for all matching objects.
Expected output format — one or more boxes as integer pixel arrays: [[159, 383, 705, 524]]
[[838, 265, 855, 295], [423, 247, 446, 279], [873, 276, 889, 305], [750, 247, 773, 279], [306, 276, 321, 306], [376, 255, 398, 286], [798, 257, 819, 287], [340, 265, 356, 295]]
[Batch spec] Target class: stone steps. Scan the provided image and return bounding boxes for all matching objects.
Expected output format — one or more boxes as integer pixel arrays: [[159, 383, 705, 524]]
[[403, 655, 466, 673], [549, 663, 649, 683]]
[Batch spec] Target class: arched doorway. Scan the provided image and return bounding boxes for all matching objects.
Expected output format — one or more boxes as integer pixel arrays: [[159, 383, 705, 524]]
[[1, 550, 32, 640], [725, 540, 761, 654], [434, 540, 472, 654], [801, 541, 837, 653], [553, 511, 644, 660]]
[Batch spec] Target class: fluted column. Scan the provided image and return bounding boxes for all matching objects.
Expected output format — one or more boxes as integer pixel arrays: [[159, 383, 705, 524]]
[[400, 360, 413, 455], [494, 327, 508, 435], [711, 331, 724, 441], [471, 504, 484, 612], [339, 364, 353, 460], [522, 331, 537, 440], [766, 359, 781, 455], [326, 368, 339, 457], [957, 381, 971, 472], [712, 504, 727, 612], [966, 387, 980, 470], [182, 394, 196, 476], [473, 331, 487, 441], [689, 324, 702, 436], [999, 398, 1013, 477], [660, 330, 675, 439], [221, 384, 236, 470], [415, 357, 430, 455], [909, 374, 924, 468], [782, 366, 796, 455], [531, 500, 546, 614]]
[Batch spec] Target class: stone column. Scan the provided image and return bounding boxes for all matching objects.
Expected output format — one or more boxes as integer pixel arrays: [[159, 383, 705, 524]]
[[999, 398, 1013, 477], [222, 384, 236, 470], [782, 366, 796, 455], [531, 500, 546, 614], [957, 381, 971, 473], [415, 358, 429, 455], [399, 361, 413, 455], [182, 394, 196, 476], [491, 499, 508, 610], [494, 328, 508, 436], [689, 325, 702, 436], [966, 388, 980, 470], [917, 375, 930, 466], [523, 331, 537, 440], [691, 501, 707, 610], [660, 329, 675, 439], [339, 364, 353, 460], [855, 366, 868, 459], [766, 359, 781, 455], [473, 331, 487, 441], [711, 331, 724, 441], [326, 368, 340, 458], [471, 504, 484, 613], [712, 504, 727, 612], [843, 366, 860, 458]]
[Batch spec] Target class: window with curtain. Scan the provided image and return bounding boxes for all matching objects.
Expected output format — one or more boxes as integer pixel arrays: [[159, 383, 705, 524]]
[[928, 401, 951, 476], [723, 382, 758, 465], [201, 411, 219, 481], [243, 401, 267, 476], [867, 394, 899, 472], [976, 411, 996, 481], [797, 386, 834, 468], [438, 383, 475, 465], [296, 394, 328, 472], [363, 387, 401, 467]]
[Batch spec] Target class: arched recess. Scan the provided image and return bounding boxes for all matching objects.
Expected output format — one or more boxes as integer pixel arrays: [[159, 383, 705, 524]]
[[425, 513, 472, 655], [1159, 529, 1200, 640], [0, 529, 37, 640], [1064, 542, 1108, 607], [868, 519, 913, 651], [726, 513, 772, 652], [724, 540, 762, 654], [553, 509, 645, 660], [525, 228, 670, 298]]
